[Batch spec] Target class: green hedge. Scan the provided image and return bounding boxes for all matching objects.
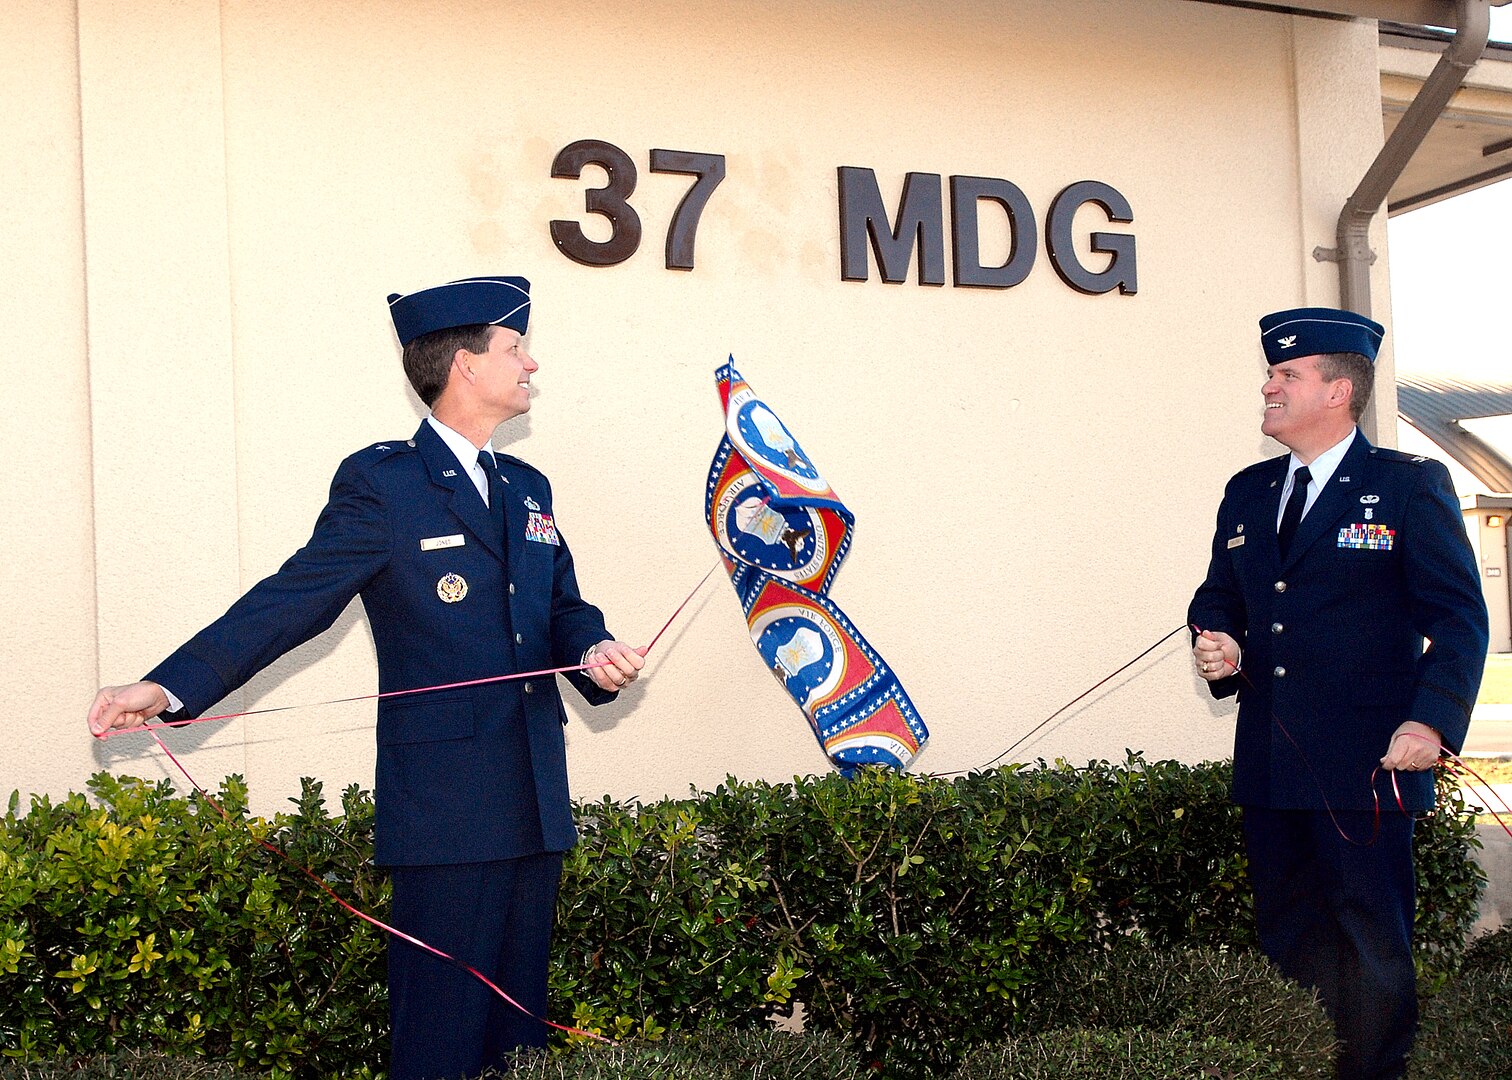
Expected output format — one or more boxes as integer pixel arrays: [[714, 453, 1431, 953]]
[[0, 1050, 267, 1079], [1411, 925, 1512, 1079], [0, 757, 1485, 1078], [494, 1028, 869, 1079], [0, 775, 386, 1078], [0, 947, 1331, 1080]]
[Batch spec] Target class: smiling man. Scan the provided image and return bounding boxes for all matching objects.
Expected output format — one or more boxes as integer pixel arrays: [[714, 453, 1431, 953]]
[[1187, 306, 1487, 1080], [86, 275, 644, 1079]]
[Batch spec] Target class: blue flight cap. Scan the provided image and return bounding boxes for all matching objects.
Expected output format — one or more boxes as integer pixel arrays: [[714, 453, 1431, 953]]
[[1258, 306, 1384, 364], [387, 276, 531, 346]]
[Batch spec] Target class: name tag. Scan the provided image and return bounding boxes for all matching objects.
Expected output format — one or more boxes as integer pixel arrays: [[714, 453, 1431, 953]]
[[1227, 535, 1245, 549], [420, 534, 466, 552]]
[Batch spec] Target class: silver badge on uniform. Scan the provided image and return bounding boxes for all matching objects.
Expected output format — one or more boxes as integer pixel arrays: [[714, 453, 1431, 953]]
[[524, 496, 541, 511], [1360, 494, 1380, 504], [436, 573, 468, 603]]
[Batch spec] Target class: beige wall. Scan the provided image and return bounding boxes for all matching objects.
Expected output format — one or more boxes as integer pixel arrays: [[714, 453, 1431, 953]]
[[0, 0, 1396, 816], [0, 1, 99, 811]]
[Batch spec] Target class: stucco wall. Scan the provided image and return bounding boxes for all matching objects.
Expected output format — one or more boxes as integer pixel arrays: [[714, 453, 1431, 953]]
[[0, 0, 1394, 815], [0, 2, 100, 811]]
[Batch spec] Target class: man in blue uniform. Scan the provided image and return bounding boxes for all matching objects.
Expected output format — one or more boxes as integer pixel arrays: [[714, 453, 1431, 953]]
[[86, 276, 645, 1079], [1188, 306, 1487, 1080]]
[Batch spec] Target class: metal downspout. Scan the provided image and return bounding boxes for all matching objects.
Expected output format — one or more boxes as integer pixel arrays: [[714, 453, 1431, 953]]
[[1312, 0, 1490, 431]]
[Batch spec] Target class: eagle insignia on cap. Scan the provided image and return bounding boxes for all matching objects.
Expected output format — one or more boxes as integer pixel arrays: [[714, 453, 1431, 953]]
[[1278, 336, 1297, 348]]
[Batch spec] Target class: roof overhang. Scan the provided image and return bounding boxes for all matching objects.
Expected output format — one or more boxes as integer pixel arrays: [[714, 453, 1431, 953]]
[[1397, 377, 1512, 492], [1460, 493, 1512, 512], [1191, 0, 1509, 26], [1381, 24, 1512, 211]]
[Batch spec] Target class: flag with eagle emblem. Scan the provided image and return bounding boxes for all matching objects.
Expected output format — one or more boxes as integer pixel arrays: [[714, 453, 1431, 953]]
[[705, 361, 928, 774]]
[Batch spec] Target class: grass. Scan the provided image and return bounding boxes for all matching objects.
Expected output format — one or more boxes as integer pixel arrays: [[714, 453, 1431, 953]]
[[1458, 758, 1512, 785], [1480, 654, 1512, 706]]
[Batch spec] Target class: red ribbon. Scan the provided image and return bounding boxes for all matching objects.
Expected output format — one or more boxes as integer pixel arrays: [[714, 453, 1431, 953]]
[[100, 562, 720, 741], [104, 561, 722, 1043], [1192, 625, 1512, 846], [146, 728, 609, 1043]]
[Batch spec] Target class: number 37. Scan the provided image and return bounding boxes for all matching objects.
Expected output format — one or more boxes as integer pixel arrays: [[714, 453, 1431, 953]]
[[550, 140, 726, 271]]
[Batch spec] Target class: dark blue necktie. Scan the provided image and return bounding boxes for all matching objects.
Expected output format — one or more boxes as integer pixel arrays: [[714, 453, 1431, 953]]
[[476, 450, 496, 507], [1277, 465, 1312, 559], [477, 450, 507, 536]]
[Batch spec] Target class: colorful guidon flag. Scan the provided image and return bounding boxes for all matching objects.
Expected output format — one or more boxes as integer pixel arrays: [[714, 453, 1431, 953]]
[[705, 361, 928, 774]]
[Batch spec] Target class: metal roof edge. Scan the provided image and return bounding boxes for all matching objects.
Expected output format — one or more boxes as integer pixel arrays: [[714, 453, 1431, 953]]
[[1381, 20, 1512, 53]]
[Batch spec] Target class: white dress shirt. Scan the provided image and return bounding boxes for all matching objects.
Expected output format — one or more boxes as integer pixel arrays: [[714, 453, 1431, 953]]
[[426, 415, 495, 507], [1276, 427, 1357, 531]]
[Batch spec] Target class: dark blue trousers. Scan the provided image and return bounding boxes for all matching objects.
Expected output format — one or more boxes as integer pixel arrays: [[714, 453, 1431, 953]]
[[1243, 808, 1417, 1080], [387, 853, 564, 1080]]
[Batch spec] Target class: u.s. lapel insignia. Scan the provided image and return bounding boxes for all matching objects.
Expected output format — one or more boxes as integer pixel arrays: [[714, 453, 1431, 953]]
[[526, 511, 561, 546], [436, 572, 468, 603], [524, 495, 541, 511]]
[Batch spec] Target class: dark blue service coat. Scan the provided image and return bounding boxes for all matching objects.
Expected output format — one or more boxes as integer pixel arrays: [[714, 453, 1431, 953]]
[[1188, 433, 1487, 811], [147, 420, 615, 865]]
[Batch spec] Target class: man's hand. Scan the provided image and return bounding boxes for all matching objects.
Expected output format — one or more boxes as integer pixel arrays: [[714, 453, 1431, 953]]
[[583, 640, 645, 693], [1192, 629, 1240, 682], [87, 682, 171, 737], [1380, 720, 1443, 772]]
